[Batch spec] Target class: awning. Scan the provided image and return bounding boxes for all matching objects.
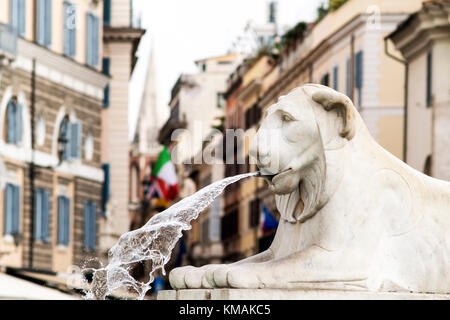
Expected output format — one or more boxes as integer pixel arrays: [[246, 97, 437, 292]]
[[0, 272, 78, 300]]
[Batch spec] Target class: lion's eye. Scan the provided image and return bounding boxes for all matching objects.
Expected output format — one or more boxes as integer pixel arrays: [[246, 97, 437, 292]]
[[281, 114, 294, 122]]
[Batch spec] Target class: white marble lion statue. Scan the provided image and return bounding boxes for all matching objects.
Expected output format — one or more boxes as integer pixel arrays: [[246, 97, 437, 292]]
[[170, 84, 450, 294]]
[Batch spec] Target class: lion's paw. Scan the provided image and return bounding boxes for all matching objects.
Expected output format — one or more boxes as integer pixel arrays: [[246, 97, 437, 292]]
[[169, 266, 196, 289], [227, 266, 261, 289], [211, 265, 263, 289]]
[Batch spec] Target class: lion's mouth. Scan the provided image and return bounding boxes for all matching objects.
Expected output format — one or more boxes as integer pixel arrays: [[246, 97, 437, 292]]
[[258, 168, 292, 183]]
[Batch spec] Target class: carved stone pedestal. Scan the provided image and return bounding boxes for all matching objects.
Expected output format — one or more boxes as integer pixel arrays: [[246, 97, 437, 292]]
[[158, 289, 450, 300]]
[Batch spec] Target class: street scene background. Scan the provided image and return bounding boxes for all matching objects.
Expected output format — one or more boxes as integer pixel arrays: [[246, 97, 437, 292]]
[[0, 0, 448, 299]]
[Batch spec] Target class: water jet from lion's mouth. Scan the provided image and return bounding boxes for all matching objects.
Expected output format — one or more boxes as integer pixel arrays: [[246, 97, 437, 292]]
[[82, 171, 261, 300], [258, 168, 293, 182]]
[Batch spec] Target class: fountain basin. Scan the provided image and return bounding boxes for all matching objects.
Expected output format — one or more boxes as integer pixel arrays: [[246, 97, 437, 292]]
[[158, 289, 450, 300]]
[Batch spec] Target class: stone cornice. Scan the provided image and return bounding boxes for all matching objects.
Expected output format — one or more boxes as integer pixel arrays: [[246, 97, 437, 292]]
[[14, 38, 109, 100], [103, 26, 145, 42], [389, 2, 450, 60]]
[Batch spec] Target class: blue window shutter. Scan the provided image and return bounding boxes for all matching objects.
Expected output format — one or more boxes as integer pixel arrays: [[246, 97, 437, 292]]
[[93, 16, 99, 67], [58, 196, 71, 245], [10, 0, 18, 32], [41, 190, 49, 242], [4, 184, 13, 235], [12, 185, 20, 234], [18, 0, 25, 36], [37, 0, 45, 45], [63, 2, 70, 55], [86, 14, 99, 67], [83, 201, 89, 248], [70, 9, 76, 58], [34, 189, 42, 240], [44, 0, 52, 47], [69, 122, 81, 159], [64, 197, 70, 245], [89, 202, 97, 250], [103, 84, 110, 108], [102, 57, 110, 75], [103, 0, 111, 26], [57, 196, 64, 244], [333, 66, 338, 91], [86, 13, 92, 65], [6, 101, 16, 143], [101, 163, 110, 215], [16, 103, 22, 143], [64, 2, 76, 58], [355, 51, 363, 89]]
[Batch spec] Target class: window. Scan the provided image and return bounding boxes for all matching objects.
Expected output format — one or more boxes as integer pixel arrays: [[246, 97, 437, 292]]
[[201, 63, 206, 72], [245, 104, 262, 130], [333, 66, 339, 91], [6, 98, 22, 145], [221, 209, 238, 241], [34, 188, 50, 242], [86, 13, 99, 67], [36, 0, 52, 47], [63, 1, 76, 58], [355, 50, 363, 107], [83, 201, 97, 250], [102, 58, 110, 107], [249, 199, 260, 228], [426, 51, 432, 107], [320, 73, 330, 87], [4, 183, 20, 236], [130, 165, 138, 203], [59, 117, 82, 161], [101, 163, 110, 216], [103, 0, 111, 26], [269, 1, 277, 23], [217, 93, 225, 108], [201, 219, 209, 243], [57, 196, 70, 245], [10, 0, 25, 36]]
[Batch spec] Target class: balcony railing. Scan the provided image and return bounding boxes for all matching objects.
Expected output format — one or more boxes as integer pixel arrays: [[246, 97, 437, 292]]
[[0, 23, 17, 58]]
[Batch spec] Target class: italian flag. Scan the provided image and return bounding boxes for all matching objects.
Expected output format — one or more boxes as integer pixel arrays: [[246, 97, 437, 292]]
[[148, 146, 179, 201]]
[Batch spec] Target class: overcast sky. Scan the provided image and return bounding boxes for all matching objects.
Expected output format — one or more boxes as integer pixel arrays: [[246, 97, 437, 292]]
[[129, 0, 324, 139]]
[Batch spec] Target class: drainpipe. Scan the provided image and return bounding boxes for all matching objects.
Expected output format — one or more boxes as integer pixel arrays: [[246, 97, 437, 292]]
[[28, 58, 36, 268], [384, 37, 408, 163], [350, 34, 355, 103]]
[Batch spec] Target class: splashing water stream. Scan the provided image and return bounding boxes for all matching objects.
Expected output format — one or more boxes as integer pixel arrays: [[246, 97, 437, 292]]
[[83, 172, 259, 300]]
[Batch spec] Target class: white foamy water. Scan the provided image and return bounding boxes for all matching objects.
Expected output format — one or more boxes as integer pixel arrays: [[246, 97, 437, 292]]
[[83, 172, 259, 300]]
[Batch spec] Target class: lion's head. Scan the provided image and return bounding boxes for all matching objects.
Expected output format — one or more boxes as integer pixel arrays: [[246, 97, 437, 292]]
[[250, 84, 358, 222]]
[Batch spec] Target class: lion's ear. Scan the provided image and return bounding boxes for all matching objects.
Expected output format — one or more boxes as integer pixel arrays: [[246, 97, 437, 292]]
[[312, 89, 356, 141]]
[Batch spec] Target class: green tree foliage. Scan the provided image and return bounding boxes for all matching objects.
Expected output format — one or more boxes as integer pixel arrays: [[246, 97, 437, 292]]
[[329, 0, 348, 11]]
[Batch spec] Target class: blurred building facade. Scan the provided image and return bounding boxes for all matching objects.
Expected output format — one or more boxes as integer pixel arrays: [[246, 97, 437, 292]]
[[389, 0, 450, 181], [0, 0, 108, 279], [210, 0, 426, 263], [158, 53, 242, 265], [129, 42, 161, 232], [99, 0, 144, 262]]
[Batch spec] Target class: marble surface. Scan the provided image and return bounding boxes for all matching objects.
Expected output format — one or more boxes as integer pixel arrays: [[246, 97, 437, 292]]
[[169, 84, 450, 294], [158, 289, 450, 300]]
